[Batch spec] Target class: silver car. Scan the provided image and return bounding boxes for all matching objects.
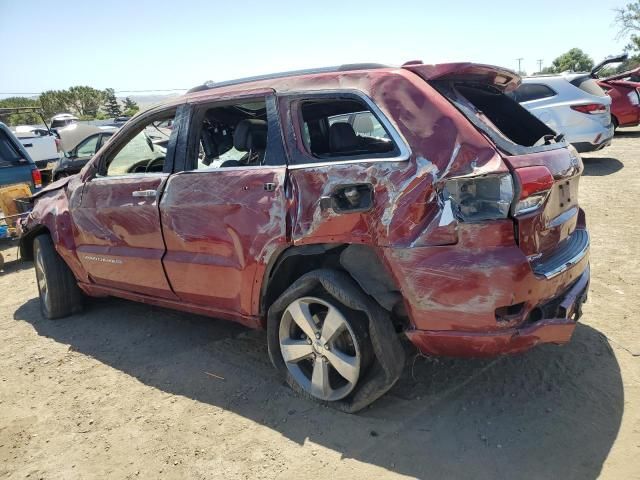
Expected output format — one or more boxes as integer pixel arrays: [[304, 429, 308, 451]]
[[513, 73, 614, 152]]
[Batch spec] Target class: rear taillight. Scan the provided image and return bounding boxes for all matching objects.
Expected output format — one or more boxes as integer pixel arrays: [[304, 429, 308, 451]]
[[513, 166, 554, 215], [628, 89, 640, 106], [570, 103, 608, 115], [31, 168, 42, 189], [442, 174, 514, 222]]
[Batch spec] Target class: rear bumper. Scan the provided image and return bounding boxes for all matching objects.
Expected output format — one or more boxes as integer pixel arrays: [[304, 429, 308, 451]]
[[34, 157, 60, 170], [406, 265, 590, 357], [573, 139, 612, 153], [571, 123, 614, 152]]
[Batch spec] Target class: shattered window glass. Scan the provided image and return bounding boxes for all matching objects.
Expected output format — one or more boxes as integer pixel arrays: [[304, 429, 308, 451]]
[[299, 98, 396, 160]]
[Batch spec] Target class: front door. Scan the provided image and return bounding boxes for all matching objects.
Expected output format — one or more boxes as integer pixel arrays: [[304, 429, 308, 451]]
[[159, 93, 289, 317], [72, 106, 183, 298]]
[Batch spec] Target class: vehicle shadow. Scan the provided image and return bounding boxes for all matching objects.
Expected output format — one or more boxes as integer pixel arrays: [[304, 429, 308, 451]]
[[0, 242, 31, 274], [581, 157, 624, 176], [614, 128, 640, 138], [14, 297, 623, 480]]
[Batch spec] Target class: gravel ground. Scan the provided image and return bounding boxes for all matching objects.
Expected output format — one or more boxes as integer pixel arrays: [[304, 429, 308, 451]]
[[1, 129, 639, 480]]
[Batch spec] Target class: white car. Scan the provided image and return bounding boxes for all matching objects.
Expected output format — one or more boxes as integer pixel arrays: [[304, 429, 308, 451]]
[[513, 73, 614, 152], [11, 125, 61, 179], [50, 113, 79, 129]]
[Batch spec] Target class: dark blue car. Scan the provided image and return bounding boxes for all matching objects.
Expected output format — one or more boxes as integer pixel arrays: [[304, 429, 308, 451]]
[[0, 121, 42, 193]]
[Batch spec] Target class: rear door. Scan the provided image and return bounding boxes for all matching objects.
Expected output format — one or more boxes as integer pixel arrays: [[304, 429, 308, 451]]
[[71, 105, 184, 298], [159, 93, 288, 318]]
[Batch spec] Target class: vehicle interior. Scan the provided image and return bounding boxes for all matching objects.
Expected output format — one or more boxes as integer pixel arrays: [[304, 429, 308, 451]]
[[299, 98, 395, 158], [104, 113, 174, 176], [196, 100, 269, 169], [435, 81, 558, 148]]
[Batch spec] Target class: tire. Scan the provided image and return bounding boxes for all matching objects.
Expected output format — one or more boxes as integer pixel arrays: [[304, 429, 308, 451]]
[[612, 116, 619, 131], [268, 269, 384, 409], [33, 234, 83, 319]]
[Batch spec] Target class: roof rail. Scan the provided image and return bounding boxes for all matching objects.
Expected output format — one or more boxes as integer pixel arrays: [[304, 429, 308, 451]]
[[187, 63, 391, 94]]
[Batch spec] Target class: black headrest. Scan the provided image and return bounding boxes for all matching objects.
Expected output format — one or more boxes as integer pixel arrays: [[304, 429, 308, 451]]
[[329, 122, 359, 152], [234, 119, 267, 152]]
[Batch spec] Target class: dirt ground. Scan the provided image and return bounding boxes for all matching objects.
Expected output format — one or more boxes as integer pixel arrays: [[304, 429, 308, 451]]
[[1, 129, 639, 480]]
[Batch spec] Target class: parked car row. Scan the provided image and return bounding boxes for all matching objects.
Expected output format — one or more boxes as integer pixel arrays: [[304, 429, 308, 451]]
[[19, 61, 593, 412], [512, 54, 640, 153]]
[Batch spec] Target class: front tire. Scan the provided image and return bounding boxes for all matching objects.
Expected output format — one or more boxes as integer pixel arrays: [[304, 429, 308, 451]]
[[33, 235, 83, 319]]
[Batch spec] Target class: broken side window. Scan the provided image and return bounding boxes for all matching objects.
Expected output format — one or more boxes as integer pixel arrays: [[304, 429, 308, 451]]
[[297, 97, 398, 161], [190, 99, 270, 170]]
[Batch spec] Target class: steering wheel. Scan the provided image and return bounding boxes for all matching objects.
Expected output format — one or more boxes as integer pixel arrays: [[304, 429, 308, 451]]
[[145, 156, 165, 172], [126, 156, 166, 173]]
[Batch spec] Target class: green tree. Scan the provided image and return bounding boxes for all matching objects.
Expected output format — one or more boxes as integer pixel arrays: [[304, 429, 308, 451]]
[[0, 97, 42, 126], [615, 1, 640, 69], [39, 89, 72, 118], [122, 97, 139, 116], [103, 88, 122, 117], [39, 86, 105, 119], [541, 48, 594, 74], [66, 86, 104, 117]]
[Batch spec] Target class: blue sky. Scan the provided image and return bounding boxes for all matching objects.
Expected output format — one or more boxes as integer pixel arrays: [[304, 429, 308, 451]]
[[0, 0, 631, 97]]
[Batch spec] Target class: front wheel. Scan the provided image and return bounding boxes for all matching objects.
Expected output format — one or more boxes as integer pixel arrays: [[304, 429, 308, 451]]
[[33, 235, 83, 319]]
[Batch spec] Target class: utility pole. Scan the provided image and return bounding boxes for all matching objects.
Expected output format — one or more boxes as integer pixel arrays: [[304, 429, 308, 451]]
[[516, 58, 524, 74], [537, 59, 543, 73]]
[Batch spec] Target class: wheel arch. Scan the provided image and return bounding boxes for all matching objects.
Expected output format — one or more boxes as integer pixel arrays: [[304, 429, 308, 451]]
[[19, 224, 51, 261], [260, 243, 407, 329]]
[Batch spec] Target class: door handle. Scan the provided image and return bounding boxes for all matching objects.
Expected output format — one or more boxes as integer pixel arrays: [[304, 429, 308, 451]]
[[320, 184, 373, 213], [132, 189, 157, 198]]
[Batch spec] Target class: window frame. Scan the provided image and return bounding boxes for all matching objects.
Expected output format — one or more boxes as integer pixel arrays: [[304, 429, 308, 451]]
[[283, 90, 411, 168], [74, 134, 100, 158], [180, 93, 286, 172], [93, 105, 182, 179], [97, 132, 114, 150]]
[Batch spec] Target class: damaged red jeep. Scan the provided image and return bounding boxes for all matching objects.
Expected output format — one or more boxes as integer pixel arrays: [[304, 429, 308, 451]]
[[19, 62, 590, 412]]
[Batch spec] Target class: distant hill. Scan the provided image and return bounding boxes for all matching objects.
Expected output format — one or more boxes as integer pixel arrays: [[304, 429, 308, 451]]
[[117, 92, 184, 110]]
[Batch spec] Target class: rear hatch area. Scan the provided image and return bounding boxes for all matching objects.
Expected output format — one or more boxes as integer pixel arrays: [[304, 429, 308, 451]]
[[405, 63, 588, 275]]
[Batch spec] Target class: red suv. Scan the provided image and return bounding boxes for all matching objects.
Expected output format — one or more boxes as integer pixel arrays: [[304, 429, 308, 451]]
[[597, 66, 640, 129], [19, 62, 590, 412]]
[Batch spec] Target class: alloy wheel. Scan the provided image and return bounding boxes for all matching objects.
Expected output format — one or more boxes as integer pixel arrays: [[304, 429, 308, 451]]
[[279, 296, 361, 401]]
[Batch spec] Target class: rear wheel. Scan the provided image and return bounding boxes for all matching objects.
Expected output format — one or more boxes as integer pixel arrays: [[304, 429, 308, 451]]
[[279, 296, 367, 401], [269, 272, 373, 406], [33, 235, 83, 319]]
